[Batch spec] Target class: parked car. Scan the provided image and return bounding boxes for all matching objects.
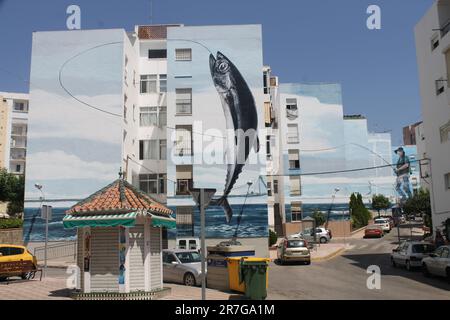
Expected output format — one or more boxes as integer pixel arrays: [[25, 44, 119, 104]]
[[277, 238, 311, 265], [364, 225, 384, 238], [422, 245, 450, 282], [290, 227, 331, 244], [374, 218, 391, 233], [391, 241, 435, 271], [0, 244, 38, 281], [162, 249, 204, 286]]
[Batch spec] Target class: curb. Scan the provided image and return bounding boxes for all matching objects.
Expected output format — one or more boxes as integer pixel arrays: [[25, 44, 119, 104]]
[[311, 247, 347, 262]]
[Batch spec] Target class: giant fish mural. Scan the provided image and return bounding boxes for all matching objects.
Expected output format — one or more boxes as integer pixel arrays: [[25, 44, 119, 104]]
[[209, 51, 260, 223]]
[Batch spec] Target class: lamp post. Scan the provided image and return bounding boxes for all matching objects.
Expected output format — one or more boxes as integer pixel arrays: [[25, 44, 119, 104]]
[[325, 188, 340, 229], [190, 187, 216, 301], [34, 183, 48, 277]]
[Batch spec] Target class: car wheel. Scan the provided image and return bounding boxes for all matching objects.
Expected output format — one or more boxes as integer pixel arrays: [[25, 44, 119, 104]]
[[304, 260, 311, 265], [405, 260, 411, 271], [422, 264, 430, 277], [446, 268, 450, 284], [319, 237, 327, 244], [183, 272, 196, 286], [391, 258, 397, 267], [0, 277, 7, 282]]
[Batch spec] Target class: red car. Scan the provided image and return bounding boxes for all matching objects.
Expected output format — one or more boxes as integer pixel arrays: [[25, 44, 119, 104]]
[[364, 225, 384, 238]]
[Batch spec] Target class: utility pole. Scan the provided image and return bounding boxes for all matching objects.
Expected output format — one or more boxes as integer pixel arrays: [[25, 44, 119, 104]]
[[190, 188, 216, 301]]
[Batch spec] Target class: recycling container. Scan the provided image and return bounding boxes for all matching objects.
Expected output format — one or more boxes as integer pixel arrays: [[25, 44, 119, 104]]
[[239, 258, 269, 300], [226, 257, 247, 293]]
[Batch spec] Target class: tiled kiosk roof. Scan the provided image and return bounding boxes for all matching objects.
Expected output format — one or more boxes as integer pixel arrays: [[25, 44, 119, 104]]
[[66, 179, 172, 217]]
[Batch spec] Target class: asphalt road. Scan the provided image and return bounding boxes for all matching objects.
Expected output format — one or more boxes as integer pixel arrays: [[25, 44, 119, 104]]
[[268, 223, 450, 300]]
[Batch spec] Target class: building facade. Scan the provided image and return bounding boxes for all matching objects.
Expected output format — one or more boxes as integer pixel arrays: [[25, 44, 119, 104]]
[[415, 0, 450, 235], [0, 92, 29, 175]]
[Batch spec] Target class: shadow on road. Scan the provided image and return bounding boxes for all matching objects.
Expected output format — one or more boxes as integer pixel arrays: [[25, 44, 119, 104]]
[[341, 252, 450, 291]]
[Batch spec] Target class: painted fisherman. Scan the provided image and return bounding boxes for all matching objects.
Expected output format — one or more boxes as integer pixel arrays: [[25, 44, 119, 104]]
[[394, 147, 412, 203]]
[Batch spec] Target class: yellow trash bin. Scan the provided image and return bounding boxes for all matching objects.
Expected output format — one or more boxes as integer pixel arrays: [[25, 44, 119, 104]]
[[226, 257, 270, 293]]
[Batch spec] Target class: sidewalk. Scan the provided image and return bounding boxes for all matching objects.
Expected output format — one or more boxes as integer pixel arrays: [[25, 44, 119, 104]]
[[0, 277, 237, 300]]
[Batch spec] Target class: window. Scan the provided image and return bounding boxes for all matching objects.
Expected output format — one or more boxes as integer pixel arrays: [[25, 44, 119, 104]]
[[139, 173, 166, 194], [266, 135, 271, 159], [13, 101, 26, 112], [287, 124, 299, 144], [159, 74, 167, 93], [289, 175, 301, 196], [140, 75, 157, 93], [139, 140, 158, 160], [286, 98, 298, 120], [436, 78, 445, 95], [431, 34, 440, 51], [159, 139, 167, 160], [175, 48, 192, 61], [445, 173, 450, 191], [176, 165, 193, 195], [176, 89, 192, 115], [273, 179, 279, 194], [440, 121, 450, 143], [139, 174, 158, 194], [148, 49, 167, 59], [263, 70, 270, 94], [175, 125, 193, 156], [291, 201, 302, 221], [267, 181, 272, 197], [288, 149, 300, 169], [159, 106, 167, 127], [140, 107, 157, 126]]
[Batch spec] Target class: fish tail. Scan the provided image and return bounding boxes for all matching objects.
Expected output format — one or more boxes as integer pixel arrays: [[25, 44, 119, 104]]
[[217, 197, 233, 223]]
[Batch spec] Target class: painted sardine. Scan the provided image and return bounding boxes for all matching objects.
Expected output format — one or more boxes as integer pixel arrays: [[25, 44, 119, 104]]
[[209, 51, 259, 223]]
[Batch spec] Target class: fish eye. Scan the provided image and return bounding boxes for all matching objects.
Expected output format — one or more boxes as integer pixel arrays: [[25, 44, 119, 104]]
[[217, 60, 230, 73]]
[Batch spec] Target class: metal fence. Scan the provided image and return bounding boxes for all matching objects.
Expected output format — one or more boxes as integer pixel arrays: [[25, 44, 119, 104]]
[[33, 242, 76, 261]]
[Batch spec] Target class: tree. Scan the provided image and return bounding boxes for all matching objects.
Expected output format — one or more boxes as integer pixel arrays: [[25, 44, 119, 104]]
[[312, 210, 326, 227], [0, 168, 25, 217], [371, 194, 391, 218], [403, 188, 432, 230], [350, 192, 371, 229]]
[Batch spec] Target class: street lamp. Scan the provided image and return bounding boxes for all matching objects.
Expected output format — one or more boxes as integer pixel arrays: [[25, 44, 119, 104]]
[[34, 183, 49, 277], [190, 187, 216, 301], [325, 188, 340, 229]]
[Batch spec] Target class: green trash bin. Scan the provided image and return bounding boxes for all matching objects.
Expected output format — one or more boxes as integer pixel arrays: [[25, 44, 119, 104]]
[[239, 258, 269, 300]]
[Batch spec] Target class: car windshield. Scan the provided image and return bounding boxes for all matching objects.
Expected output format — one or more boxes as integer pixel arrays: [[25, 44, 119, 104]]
[[412, 244, 435, 253], [175, 251, 201, 263], [287, 240, 306, 248]]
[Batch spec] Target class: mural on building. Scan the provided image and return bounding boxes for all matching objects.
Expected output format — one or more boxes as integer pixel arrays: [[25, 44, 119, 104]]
[[24, 30, 126, 241], [393, 146, 414, 203], [167, 25, 267, 239], [209, 51, 259, 223]]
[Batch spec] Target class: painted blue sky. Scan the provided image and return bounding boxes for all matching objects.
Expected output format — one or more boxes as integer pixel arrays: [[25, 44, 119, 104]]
[[0, 0, 434, 144]]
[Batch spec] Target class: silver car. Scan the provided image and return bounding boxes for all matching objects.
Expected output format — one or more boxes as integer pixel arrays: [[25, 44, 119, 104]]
[[291, 227, 331, 243], [162, 249, 204, 286], [422, 245, 450, 282], [391, 241, 435, 270]]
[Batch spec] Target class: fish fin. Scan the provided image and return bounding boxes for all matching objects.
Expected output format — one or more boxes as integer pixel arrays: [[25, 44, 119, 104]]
[[217, 197, 233, 223], [209, 54, 216, 75]]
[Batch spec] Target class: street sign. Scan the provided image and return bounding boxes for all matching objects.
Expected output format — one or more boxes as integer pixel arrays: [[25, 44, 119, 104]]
[[41, 205, 52, 220]]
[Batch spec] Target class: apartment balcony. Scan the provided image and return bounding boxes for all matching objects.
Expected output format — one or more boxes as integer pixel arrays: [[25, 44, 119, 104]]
[[176, 100, 192, 115], [176, 179, 193, 196]]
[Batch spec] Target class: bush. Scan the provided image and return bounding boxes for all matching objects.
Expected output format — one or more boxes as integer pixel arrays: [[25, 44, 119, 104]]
[[0, 218, 23, 229], [312, 210, 326, 227], [269, 229, 278, 247], [350, 193, 371, 229]]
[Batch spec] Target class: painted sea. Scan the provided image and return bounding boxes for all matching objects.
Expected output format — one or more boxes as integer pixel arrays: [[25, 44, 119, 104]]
[[23, 203, 350, 241]]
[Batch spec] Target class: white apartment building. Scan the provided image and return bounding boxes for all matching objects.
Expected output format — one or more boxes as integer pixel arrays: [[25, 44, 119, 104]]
[[415, 0, 450, 236], [0, 91, 29, 175]]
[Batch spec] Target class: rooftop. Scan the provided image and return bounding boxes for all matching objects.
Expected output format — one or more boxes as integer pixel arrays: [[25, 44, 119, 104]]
[[66, 178, 172, 217]]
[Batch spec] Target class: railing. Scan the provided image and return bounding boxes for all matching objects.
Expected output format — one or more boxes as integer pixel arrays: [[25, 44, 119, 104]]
[[176, 100, 192, 115], [33, 242, 76, 261]]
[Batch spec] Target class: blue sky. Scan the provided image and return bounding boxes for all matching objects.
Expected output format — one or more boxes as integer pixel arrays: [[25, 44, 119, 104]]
[[0, 0, 434, 144]]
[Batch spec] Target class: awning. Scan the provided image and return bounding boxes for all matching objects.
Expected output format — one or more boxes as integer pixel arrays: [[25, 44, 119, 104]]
[[151, 214, 176, 229], [63, 212, 138, 229]]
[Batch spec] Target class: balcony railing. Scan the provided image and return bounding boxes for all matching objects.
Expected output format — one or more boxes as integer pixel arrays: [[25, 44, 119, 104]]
[[176, 179, 193, 195]]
